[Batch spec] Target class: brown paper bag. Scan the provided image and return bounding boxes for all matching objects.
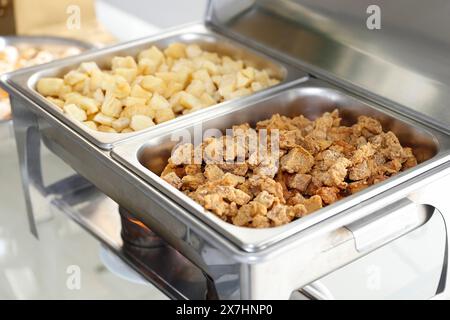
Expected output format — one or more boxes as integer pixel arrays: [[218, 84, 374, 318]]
[[0, 0, 115, 45]]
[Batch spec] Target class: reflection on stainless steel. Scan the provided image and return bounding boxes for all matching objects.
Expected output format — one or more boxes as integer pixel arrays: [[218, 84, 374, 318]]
[[207, 0, 450, 133], [2, 2, 450, 299], [113, 80, 449, 251], [4, 24, 305, 149], [51, 181, 208, 300]]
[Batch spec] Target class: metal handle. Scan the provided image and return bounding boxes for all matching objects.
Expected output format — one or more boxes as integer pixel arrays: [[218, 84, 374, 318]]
[[345, 198, 432, 252]]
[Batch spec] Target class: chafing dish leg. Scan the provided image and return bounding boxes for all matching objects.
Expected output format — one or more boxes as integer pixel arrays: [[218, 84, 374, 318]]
[[10, 96, 46, 238]]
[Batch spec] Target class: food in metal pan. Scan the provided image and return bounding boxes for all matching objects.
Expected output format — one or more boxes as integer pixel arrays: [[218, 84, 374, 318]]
[[160, 110, 418, 228], [36, 43, 280, 133], [0, 43, 82, 120]]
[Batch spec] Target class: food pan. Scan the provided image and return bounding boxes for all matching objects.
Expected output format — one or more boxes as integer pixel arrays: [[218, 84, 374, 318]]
[[0, 35, 93, 123], [112, 79, 450, 252], [1, 24, 306, 149]]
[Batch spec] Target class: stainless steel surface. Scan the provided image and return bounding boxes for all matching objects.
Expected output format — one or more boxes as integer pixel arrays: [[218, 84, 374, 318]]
[[206, 0, 450, 133], [2, 7, 450, 299], [50, 179, 208, 300], [1, 23, 306, 150], [112, 79, 450, 251]]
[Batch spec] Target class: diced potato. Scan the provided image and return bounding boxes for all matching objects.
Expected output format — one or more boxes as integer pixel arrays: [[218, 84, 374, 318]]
[[93, 112, 114, 126], [218, 74, 236, 98], [90, 69, 105, 91], [138, 58, 159, 75], [155, 107, 175, 124], [64, 70, 88, 86], [236, 71, 251, 88], [179, 92, 202, 110], [241, 67, 255, 81], [251, 81, 263, 92], [138, 46, 164, 65], [164, 81, 183, 98], [228, 88, 252, 99], [79, 62, 100, 75], [97, 125, 117, 133], [186, 79, 205, 98], [58, 85, 73, 100], [78, 96, 100, 115], [83, 121, 97, 130], [63, 104, 87, 121], [111, 56, 137, 70], [120, 104, 155, 119], [46, 97, 64, 109], [130, 84, 152, 101], [123, 96, 147, 108], [130, 115, 155, 131], [186, 44, 202, 59], [37, 78, 64, 97], [200, 92, 216, 107], [111, 75, 131, 99], [112, 117, 130, 132], [121, 128, 134, 133], [101, 92, 123, 117], [141, 75, 166, 94], [164, 43, 186, 59], [255, 70, 270, 86], [93, 88, 105, 104], [114, 68, 138, 83], [149, 93, 170, 110]]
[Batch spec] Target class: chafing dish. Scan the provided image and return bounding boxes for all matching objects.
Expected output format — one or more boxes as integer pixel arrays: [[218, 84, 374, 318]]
[[1, 0, 450, 300]]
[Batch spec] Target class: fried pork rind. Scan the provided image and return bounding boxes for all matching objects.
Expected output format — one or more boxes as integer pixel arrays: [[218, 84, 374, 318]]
[[160, 110, 417, 228]]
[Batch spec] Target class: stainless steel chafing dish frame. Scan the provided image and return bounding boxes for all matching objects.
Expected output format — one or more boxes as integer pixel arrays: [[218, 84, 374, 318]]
[[111, 79, 450, 252], [3, 24, 306, 149], [1, 0, 450, 300], [0, 35, 94, 123]]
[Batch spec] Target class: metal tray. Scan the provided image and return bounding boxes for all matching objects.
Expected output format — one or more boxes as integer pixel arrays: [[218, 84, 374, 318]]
[[112, 79, 450, 251], [1, 24, 306, 149], [0, 35, 93, 124]]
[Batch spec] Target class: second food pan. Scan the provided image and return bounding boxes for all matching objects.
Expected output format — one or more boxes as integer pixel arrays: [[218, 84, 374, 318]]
[[112, 79, 450, 252], [1, 23, 306, 149]]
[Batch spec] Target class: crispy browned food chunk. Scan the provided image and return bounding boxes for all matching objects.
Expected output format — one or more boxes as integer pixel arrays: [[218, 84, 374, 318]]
[[162, 172, 182, 189], [280, 147, 314, 174], [287, 173, 312, 192], [159, 110, 417, 228]]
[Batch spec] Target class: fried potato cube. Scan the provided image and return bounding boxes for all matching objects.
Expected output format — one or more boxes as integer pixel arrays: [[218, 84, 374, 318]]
[[83, 121, 98, 130], [64, 70, 88, 86], [164, 81, 183, 98], [218, 74, 236, 98], [77, 96, 100, 115], [164, 42, 186, 59], [97, 125, 117, 133], [114, 68, 138, 83], [46, 97, 64, 109], [123, 96, 147, 108], [112, 117, 131, 132], [130, 115, 155, 131], [37, 78, 64, 97], [186, 44, 202, 59], [111, 56, 137, 70], [121, 128, 134, 133], [93, 88, 105, 104], [89, 69, 106, 91], [149, 93, 170, 110], [138, 58, 160, 75], [63, 104, 87, 121], [155, 107, 175, 124], [251, 81, 263, 92], [111, 75, 131, 99], [130, 84, 152, 101], [241, 67, 255, 81], [78, 62, 100, 75], [120, 104, 155, 119], [199, 92, 216, 107], [101, 92, 123, 117], [141, 75, 166, 95], [186, 79, 205, 98], [236, 71, 251, 88], [93, 112, 115, 126], [138, 46, 164, 65], [179, 92, 202, 110]]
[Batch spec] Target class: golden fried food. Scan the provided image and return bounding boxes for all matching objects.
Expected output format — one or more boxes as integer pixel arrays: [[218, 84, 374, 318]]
[[160, 110, 417, 228], [36, 43, 280, 133]]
